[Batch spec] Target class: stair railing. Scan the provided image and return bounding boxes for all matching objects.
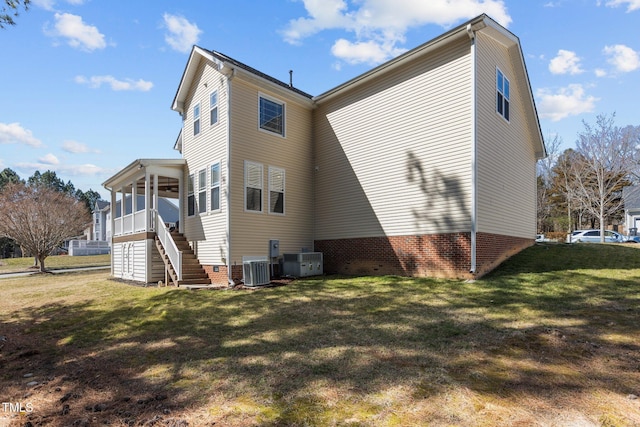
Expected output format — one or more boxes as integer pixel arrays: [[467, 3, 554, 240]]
[[155, 210, 182, 281]]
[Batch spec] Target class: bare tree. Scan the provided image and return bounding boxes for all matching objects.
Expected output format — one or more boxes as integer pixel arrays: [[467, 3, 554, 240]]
[[536, 133, 562, 232], [0, 183, 91, 272], [573, 113, 635, 242]]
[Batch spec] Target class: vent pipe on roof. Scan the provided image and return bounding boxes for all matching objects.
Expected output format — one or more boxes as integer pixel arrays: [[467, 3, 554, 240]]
[[289, 70, 293, 88]]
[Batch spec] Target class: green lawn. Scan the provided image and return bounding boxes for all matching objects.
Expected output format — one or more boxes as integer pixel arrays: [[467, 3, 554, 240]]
[[0, 253, 110, 272], [1, 243, 639, 426]]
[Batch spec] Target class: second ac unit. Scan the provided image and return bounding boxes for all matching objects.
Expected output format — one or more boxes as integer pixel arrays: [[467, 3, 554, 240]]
[[282, 252, 323, 277]]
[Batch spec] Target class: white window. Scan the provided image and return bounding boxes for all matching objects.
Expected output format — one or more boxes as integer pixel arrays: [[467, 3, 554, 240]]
[[269, 166, 285, 215], [187, 174, 195, 217], [245, 161, 263, 212], [210, 91, 218, 126], [198, 169, 207, 214], [259, 94, 285, 136], [193, 103, 201, 135], [496, 68, 510, 121], [210, 163, 220, 211]]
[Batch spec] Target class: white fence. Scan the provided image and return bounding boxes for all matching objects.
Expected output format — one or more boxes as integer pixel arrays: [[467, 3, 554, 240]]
[[68, 240, 111, 256]]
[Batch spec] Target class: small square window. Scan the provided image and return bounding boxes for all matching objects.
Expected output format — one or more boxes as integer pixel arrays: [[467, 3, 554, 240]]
[[259, 95, 284, 136]]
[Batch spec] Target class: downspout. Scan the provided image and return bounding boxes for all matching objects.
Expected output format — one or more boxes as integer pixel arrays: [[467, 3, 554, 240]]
[[226, 67, 236, 286], [467, 23, 478, 274]]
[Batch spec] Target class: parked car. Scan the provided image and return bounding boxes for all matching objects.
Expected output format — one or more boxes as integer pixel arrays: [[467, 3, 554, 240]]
[[624, 236, 640, 243], [567, 229, 625, 243]]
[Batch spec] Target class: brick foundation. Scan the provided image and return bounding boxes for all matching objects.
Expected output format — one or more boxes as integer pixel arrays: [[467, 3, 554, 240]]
[[203, 265, 231, 285], [314, 232, 533, 279]]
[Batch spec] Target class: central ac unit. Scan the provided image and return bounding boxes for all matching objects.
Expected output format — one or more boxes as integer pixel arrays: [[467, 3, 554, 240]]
[[282, 252, 323, 277], [243, 260, 270, 286]]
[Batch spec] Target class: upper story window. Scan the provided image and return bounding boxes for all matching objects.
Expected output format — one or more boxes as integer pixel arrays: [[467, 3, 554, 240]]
[[259, 94, 285, 137], [496, 69, 510, 122], [198, 169, 207, 214], [245, 161, 263, 212], [193, 103, 201, 135], [210, 163, 220, 211], [187, 174, 195, 217], [269, 166, 285, 215], [210, 91, 218, 126]]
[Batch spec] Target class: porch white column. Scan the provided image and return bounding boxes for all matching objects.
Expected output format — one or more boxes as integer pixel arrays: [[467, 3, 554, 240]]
[[145, 171, 151, 231], [153, 174, 159, 231], [178, 175, 184, 233], [119, 185, 125, 235]]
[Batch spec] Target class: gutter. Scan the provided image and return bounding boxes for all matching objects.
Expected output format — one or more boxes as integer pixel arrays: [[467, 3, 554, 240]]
[[225, 67, 236, 286], [466, 21, 483, 275]]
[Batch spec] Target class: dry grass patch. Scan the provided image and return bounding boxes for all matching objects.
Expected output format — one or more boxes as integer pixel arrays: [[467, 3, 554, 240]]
[[0, 244, 639, 426]]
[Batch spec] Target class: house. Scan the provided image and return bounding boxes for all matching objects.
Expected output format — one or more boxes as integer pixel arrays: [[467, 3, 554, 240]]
[[623, 186, 640, 235], [92, 200, 111, 242], [103, 14, 545, 285]]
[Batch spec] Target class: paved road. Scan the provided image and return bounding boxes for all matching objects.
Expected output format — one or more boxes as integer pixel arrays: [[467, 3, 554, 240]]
[[0, 265, 110, 279]]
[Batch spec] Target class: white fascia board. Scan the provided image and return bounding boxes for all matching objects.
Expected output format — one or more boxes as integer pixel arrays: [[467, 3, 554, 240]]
[[103, 159, 185, 190], [171, 46, 225, 114]]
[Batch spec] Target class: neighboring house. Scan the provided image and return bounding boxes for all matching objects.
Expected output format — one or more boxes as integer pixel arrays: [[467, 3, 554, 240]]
[[103, 14, 545, 285], [92, 200, 111, 242], [623, 186, 640, 235]]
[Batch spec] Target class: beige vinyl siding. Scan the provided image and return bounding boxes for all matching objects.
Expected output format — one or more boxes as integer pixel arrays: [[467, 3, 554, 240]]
[[181, 59, 229, 265], [314, 39, 473, 240], [228, 78, 314, 262], [475, 32, 537, 239]]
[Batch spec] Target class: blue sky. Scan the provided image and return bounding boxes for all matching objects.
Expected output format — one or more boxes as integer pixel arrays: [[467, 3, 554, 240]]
[[1, 0, 639, 198]]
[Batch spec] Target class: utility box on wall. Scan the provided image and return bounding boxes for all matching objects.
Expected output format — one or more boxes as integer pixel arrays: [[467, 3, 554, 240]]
[[269, 240, 280, 258], [282, 252, 323, 277]]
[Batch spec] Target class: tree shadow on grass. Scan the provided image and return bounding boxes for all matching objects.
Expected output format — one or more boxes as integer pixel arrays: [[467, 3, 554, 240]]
[[1, 268, 639, 426]]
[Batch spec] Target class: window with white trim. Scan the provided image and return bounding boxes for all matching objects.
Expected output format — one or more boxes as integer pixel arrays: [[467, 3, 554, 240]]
[[187, 174, 195, 217], [198, 169, 207, 214], [259, 95, 284, 136], [210, 91, 218, 126], [496, 68, 510, 121], [269, 166, 285, 215], [210, 163, 220, 211], [193, 103, 201, 135], [245, 161, 263, 212]]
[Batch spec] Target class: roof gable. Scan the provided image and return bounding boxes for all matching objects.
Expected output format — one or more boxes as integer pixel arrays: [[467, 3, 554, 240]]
[[172, 46, 312, 115]]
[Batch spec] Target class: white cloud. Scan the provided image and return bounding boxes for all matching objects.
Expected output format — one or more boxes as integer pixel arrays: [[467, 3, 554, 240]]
[[282, 0, 511, 65], [75, 75, 153, 91], [49, 13, 106, 51], [0, 122, 43, 147], [549, 49, 584, 75], [163, 13, 201, 53], [605, 0, 640, 11], [39, 153, 60, 165], [536, 84, 598, 122], [603, 44, 640, 73], [331, 38, 407, 65], [62, 140, 99, 154], [33, 0, 85, 9], [16, 162, 116, 177], [595, 68, 607, 77]]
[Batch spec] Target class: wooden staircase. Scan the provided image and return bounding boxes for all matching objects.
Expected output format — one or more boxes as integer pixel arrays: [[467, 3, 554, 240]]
[[155, 230, 211, 287]]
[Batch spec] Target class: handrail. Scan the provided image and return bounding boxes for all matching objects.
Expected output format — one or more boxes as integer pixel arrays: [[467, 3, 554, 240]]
[[155, 210, 182, 281]]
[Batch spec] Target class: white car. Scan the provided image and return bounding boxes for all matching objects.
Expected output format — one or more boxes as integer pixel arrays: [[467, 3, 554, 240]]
[[567, 229, 625, 243]]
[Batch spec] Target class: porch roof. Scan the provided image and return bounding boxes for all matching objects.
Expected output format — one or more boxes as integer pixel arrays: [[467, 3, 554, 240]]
[[102, 158, 186, 198]]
